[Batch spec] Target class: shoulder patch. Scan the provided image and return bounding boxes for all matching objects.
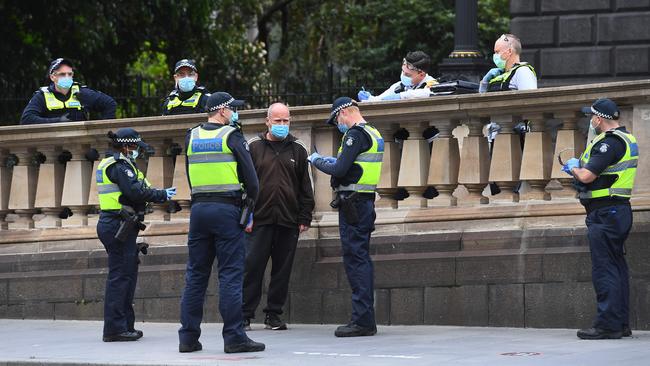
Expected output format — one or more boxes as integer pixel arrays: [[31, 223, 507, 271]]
[[122, 167, 135, 178], [346, 137, 355, 146], [598, 143, 609, 153]]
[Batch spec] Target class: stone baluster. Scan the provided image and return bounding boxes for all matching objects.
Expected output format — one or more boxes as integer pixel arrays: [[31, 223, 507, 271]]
[[143, 139, 175, 222], [457, 117, 490, 205], [7, 147, 39, 229], [397, 121, 430, 208], [87, 155, 101, 228], [33, 146, 65, 228], [488, 114, 522, 203], [632, 104, 650, 196], [170, 138, 191, 221], [0, 149, 12, 230], [519, 113, 553, 201], [549, 111, 585, 200], [312, 127, 339, 212], [60, 144, 93, 227], [427, 119, 460, 207], [376, 123, 400, 209]]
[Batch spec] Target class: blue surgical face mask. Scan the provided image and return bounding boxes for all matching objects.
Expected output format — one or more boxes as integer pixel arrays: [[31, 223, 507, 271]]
[[57, 77, 73, 89], [493, 53, 506, 70], [270, 124, 289, 139], [337, 123, 349, 134], [178, 77, 196, 92], [129, 149, 139, 160], [229, 110, 239, 124], [400, 72, 413, 87]]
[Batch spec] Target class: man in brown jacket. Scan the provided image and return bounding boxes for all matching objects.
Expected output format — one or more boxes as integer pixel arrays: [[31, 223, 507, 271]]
[[242, 102, 315, 330]]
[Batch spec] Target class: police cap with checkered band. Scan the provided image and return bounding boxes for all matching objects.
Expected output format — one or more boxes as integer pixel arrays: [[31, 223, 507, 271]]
[[326, 96, 358, 126], [581, 98, 620, 120]]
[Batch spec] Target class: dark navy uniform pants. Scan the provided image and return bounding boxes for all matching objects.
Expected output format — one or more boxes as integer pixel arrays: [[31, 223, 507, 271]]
[[586, 204, 632, 331], [179, 202, 248, 346], [97, 213, 139, 336], [338, 196, 376, 328]]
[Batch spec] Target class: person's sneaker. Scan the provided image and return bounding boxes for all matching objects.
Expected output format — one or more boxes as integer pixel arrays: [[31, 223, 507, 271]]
[[224, 339, 265, 353], [129, 329, 144, 339], [102, 331, 140, 342], [577, 327, 622, 340], [179, 341, 202, 353], [243, 318, 252, 331], [622, 326, 632, 337], [334, 323, 377, 337], [264, 313, 287, 330]]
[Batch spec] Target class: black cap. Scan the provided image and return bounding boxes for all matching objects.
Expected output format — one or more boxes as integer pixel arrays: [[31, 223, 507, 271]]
[[206, 92, 245, 112], [109, 128, 149, 149], [48, 58, 74, 75], [581, 98, 620, 120], [174, 59, 197, 73], [326, 97, 358, 126]]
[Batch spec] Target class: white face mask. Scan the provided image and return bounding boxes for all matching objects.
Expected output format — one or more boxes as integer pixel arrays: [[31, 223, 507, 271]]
[[590, 117, 600, 135]]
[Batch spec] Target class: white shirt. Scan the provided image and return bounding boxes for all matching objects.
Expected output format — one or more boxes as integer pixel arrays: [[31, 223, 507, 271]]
[[369, 74, 438, 101], [509, 63, 537, 90]]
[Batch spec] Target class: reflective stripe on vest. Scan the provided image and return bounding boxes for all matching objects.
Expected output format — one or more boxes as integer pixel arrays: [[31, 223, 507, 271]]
[[578, 129, 638, 200], [166, 91, 202, 110], [336, 124, 384, 193], [187, 125, 242, 195], [41, 85, 82, 111], [96, 155, 149, 210]]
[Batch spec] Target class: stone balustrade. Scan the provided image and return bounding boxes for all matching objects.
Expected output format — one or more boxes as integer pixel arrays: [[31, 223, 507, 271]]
[[2, 80, 650, 246]]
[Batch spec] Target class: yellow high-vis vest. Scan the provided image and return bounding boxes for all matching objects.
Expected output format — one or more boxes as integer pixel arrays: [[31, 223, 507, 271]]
[[337, 124, 384, 193], [41, 85, 82, 111], [96, 155, 150, 210], [186, 125, 242, 194], [166, 91, 202, 111]]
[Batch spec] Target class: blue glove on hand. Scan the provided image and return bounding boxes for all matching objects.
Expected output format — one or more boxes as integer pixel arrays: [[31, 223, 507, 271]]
[[357, 90, 372, 101], [308, 152, 322, 163], [165, 187, 177, 200], [482, 67, 503, 82], [381, 93, 401, 101], [323, 156, 337, 164], [561, 158, 580, 175]]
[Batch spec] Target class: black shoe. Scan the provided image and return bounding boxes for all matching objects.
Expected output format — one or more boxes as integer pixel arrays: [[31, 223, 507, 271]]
[[179, 341, 202, 353], [243, 318, 252, 331], [224, 339, 265, 353], [623, 326, 632, 337], [102, 331, 140, 342], [129, 329, 143, 339], [334, 323, 377, 337], [577, 327, 622, 340], [264, 313, 287, 330]]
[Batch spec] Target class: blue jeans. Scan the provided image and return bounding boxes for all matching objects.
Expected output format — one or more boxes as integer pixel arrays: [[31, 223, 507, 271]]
[[179, 202, 248, 346]]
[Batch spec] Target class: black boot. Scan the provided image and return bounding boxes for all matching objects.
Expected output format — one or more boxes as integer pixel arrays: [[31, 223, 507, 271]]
[[179, 341, 202, 353], [264, 313, 287, 330], [334, 323, 377, 337], [577, 327, 622, 340], [102, 331, 140, 342], [224, 339, 265, 353]]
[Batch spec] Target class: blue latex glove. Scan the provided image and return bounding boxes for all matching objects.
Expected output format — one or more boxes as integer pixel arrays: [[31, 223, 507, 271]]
[[357, 90, 372, 101], [482, 67, 503, 82], [308, 152, 322, 163], [381, 93, 401, 101], [561, 158, 580, 175], [323, 156, 337, 164], [165, 187, 177, 200]]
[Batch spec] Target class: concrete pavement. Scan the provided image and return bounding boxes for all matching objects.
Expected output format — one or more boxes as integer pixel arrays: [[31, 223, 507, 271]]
[[0, 319, 649, 365]]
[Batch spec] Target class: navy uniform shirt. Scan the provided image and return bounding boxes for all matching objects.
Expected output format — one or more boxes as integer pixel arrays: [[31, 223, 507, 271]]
[[103, 154, 168, 216], [161, 87, 210, 116], [184, 123, 259, 202], [312, 123, 373, 189], [20, 83, 117, 124], [580, 126, 630, 211]]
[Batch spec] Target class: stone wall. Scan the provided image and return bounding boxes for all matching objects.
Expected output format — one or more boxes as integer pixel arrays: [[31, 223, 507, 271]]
[[510, 0, 650, 86]]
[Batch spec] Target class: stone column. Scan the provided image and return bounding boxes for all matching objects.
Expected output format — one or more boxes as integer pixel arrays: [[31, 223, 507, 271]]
[[488, 115, 522, 203], [457, 117, 490, 205], [632, 104, 650, 196], [376, 124, 400, 209], [312, 128, 339, 212], [60, 144, 93, 227], [144, 139, 174, 222], [520, 114, 553, 201], [427, 119, 460, 207], [0, 149, 12, 230], [87, 157, 101, 227], [397, 122, 430, 208], [549, 111, 585, 200], [170, 138, 191, 221], [33, 146, 65, 228], [7, 147, 39, 229]]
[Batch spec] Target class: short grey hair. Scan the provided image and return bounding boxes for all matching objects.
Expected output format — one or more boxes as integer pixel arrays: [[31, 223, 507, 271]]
[[500, 33, 522, 55], [267, 102, 289, 118]]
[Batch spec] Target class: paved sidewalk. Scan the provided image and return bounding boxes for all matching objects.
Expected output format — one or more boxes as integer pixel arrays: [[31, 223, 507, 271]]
[[0, 319, 648, 365]]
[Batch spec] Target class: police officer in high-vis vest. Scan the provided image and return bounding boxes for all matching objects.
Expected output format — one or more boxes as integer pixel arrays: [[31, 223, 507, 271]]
[[96, 128, 175, 342], [562, 98, 638, 340], [479, 34, 537, 93], [309, 97, 383, 337], [162, 59, 210, 116], [21, 58, 117, 124], [178, 92, 264, 354]]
